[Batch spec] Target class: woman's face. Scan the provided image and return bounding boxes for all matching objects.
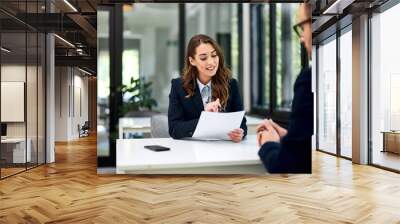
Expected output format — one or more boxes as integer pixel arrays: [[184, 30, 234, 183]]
[[189, 43, 219, 81]]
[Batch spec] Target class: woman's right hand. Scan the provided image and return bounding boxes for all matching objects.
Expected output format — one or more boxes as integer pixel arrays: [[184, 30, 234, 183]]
[[204, 98, 221, 112]]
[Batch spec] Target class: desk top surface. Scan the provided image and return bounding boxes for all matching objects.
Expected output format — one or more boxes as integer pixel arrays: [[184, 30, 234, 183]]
[[381, 131, 400, 134], [119, 115, 263, 128], [117, 134, 261, 171]]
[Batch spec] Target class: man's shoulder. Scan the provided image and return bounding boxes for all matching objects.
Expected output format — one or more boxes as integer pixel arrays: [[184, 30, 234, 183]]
[[299, 67, 311, 80]]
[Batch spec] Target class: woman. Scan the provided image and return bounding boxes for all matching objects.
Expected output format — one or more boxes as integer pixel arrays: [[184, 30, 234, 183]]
[[168, 34, 247, 142]]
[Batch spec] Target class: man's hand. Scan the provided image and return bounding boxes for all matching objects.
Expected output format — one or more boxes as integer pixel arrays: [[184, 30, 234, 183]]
[[257, 129, 280, 147], [269, 119, 287, 138], [228, 128, 244, 143], [256, 119, 287, 138], [204, 98, 221, 112]]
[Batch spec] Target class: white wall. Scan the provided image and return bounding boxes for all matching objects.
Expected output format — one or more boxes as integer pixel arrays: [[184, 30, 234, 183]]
[[55, 66, 68, 141], [55, 67, 89, 141], [1, 65, 32, 137]]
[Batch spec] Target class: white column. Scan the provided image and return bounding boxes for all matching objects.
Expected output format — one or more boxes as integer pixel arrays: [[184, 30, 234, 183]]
[[45, 0, 56, 163], [352, 14, 369, 164], [312, 45, 317, 150], [46, 32, 55, 163]]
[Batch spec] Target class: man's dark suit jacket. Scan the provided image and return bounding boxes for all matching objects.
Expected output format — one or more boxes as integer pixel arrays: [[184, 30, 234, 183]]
[[168, 78, 247, 139], [258, 67, 313, 173]]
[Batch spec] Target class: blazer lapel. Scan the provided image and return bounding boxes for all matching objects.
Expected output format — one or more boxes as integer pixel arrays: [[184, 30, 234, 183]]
[[192, 84, 204, 114]]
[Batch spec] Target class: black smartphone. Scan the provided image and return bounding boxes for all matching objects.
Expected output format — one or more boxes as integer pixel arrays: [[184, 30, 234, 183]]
[[144, 145, 170, 152]]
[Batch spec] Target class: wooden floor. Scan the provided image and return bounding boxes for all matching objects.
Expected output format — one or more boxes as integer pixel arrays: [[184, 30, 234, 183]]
[[1, 135, 400, 223], [1, 167, 26, 178], [373, 151, 400, 171]]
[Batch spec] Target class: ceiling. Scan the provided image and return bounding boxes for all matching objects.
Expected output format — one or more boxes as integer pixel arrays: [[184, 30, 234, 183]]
[[0, 0, 101, 74]]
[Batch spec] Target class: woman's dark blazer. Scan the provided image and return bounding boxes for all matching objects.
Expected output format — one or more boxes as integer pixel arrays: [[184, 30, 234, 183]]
[[168, 77, 247, 139]]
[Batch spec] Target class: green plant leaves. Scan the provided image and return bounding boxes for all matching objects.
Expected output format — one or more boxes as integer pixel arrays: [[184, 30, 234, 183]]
[[119, 76, 158, 115]]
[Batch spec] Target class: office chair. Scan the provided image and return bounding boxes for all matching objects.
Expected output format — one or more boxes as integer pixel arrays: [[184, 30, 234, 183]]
[[79, 121, 90, 138], [150, 114, 170, 138]]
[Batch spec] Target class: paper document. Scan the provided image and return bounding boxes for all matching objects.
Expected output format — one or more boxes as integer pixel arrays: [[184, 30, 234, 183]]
[[192, 111, 245, 140]]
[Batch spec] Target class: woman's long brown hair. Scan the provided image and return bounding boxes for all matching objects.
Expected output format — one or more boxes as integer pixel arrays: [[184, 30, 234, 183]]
[[182, 34, 231, 108]]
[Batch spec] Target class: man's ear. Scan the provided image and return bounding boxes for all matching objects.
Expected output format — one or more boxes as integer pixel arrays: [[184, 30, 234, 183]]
[[189, 57, 196, 66]]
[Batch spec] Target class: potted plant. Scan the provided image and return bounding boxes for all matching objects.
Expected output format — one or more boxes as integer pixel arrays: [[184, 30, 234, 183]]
[[119, 76, 158, 117]]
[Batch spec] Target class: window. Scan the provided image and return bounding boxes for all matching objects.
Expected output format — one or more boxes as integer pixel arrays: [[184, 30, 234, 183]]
[[370, 3, 400, 171], [276, 4, 302, 111], [123, 3, 179, 112], [185, 3, 239, 80], [263, 4, 270, 108], [251, 3, 303, 122], [122, 39, 140, 102], [339, 27, 352, 158], [317, 35, 337, 155], [314, 18, 355, 159]]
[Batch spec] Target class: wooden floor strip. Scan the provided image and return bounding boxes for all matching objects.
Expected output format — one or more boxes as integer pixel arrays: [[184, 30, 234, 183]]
[[0, 134, 399, 223]]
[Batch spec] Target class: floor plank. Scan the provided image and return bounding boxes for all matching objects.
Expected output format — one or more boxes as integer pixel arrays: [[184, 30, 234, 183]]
[[0, 134, 399, 223]]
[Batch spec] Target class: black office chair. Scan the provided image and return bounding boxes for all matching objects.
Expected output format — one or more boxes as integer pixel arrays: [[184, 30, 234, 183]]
[[78, 121, 90, 138]]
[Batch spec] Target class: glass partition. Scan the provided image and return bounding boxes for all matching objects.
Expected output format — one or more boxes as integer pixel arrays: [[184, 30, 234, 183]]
[[1, 30, 28, 177], [0, 1, 46, 179]]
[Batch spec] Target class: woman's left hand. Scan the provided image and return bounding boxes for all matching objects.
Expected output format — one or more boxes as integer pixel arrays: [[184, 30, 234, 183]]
[[228, 128, 244, 143]]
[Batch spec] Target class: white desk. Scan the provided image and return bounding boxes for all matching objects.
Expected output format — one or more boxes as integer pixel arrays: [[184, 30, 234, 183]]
[[118, 116, 263, 139], [246, 116, 263, 134], [116, 134, 265, 174], [119, 117, 151, 139], [1, 138, 31, 163]]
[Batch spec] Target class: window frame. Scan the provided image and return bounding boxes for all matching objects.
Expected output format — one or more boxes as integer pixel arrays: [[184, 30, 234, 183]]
[[314, 15, 353, 160]]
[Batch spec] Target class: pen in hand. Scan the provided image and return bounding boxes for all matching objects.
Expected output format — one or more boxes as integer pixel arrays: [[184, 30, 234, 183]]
[[205, 98, 221, 112]]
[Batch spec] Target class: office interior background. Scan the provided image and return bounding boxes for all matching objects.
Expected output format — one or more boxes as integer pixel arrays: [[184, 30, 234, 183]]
[[0, 0, 399, 177], [0, 0, 97, 179], [313, 0, 400, 172], [0, 0, 399, 223]]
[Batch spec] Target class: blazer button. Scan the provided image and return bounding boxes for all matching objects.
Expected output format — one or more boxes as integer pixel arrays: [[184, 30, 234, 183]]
[[189, 132, 193, 135]]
